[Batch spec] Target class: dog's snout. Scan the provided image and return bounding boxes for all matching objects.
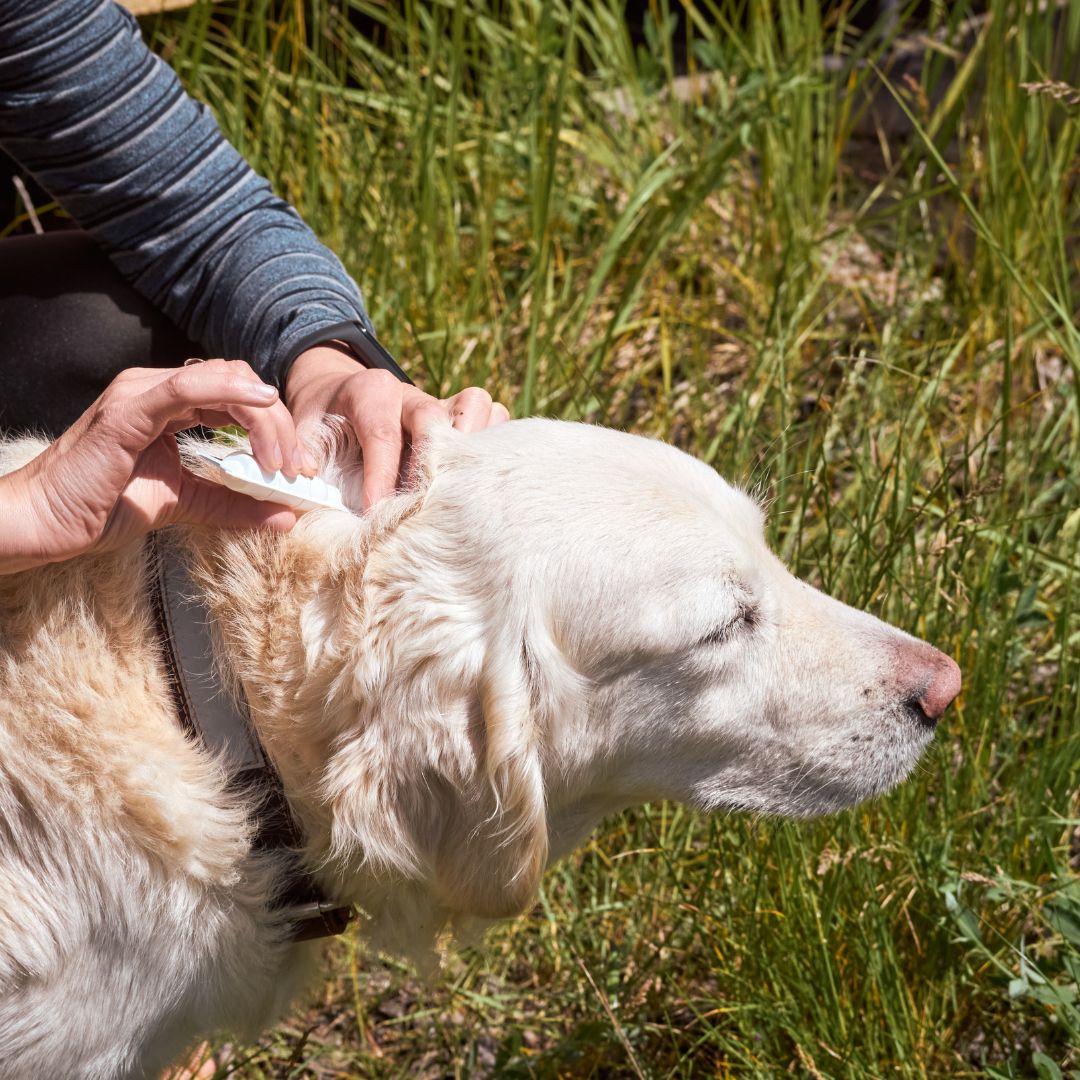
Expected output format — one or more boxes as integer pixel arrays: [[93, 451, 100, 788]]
[[896, 642, 961, 726]]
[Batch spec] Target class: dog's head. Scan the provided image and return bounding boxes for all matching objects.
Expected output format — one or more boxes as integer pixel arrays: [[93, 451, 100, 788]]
[[197, 419, 959, 956]]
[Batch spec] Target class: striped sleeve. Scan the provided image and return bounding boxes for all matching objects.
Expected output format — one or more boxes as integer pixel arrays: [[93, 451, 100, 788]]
[[0, 0, 377, 388]]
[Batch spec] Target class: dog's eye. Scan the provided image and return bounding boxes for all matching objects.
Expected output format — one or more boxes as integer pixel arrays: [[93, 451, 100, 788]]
[[696, 605, 757, 649]]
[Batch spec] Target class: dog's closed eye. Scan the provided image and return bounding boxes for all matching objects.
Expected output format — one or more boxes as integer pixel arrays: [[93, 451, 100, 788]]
[[695, 604, 758, 649]]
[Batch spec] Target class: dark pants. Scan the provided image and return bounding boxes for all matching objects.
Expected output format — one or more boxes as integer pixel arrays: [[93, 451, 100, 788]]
[[0, 232, 198, 436]]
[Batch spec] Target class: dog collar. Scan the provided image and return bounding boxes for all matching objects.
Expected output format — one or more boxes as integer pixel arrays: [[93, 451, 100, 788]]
[[147, 533, 353, 942]]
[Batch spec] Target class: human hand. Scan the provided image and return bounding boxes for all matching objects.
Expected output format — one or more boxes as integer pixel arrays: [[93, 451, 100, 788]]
[[0, 360, 303, 574], [285, 346, 510, 510]]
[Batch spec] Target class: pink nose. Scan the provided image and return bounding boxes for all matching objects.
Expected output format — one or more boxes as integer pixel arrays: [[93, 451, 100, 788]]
[[897, 642, 962, 725], [917, 653, 962, 720]]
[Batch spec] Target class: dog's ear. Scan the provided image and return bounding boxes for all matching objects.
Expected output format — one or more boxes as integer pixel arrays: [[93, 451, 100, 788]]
[[431, 631, 549, 919], [323, 625, 549, 939]]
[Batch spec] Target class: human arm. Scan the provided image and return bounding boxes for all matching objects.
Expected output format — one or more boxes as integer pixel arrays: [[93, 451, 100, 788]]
[[0, 361, 301, 575], [0, 0, 382, 390], [0, 0, 511, 496]]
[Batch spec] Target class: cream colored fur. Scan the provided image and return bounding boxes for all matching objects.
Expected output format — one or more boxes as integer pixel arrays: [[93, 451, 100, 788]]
[[0, 420, 950, 1077]]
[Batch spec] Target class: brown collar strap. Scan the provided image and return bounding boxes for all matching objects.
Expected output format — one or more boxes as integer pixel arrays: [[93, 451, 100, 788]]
[[147, 532, 354, 942]]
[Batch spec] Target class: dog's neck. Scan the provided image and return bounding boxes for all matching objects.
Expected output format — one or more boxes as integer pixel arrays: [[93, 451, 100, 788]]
[[176, 474, 640, 958], [178, 523, 359, 852]]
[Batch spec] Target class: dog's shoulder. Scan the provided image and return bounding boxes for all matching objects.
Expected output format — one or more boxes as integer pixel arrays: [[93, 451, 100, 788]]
[[0, 539, 255, 895], [0, 534, 303, 1074]]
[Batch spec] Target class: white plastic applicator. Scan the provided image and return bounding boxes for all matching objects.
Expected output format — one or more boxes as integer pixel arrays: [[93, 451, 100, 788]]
[[192, 450, 347, 514]]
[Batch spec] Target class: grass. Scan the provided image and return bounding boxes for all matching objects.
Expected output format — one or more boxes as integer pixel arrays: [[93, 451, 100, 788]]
[[134, 0, 1080, 1075]]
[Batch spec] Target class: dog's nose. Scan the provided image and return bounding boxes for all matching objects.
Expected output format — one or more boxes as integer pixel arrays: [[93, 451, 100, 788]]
[[917, 652, 962, 721], [897, 642, 961, 726]]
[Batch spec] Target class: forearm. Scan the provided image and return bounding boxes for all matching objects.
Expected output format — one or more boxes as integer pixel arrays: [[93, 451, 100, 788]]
[[0, 0, 376, 388]]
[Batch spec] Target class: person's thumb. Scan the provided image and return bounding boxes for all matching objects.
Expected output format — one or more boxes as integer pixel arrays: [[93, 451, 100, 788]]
[[173, 476, 296, 533]]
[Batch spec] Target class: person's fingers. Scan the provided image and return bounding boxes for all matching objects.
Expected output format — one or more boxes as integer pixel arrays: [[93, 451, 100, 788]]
[[81, 362, 301, 488], [289, 400, 328, 475], [359, 432, 403, 510], [174, 475, 296, 533], [163, 409, 236, 434], [490, 402, 511, 425], [99, 365, 171, 395], [402, 388, 452, 442], [14, 363, 298, 566], [109, 361, 305, 478], [174, 360, 303, 478], [116, 361, 280, 450], [224, 398, 300, 478], [445, 386, 494, 433], [263, 396, 306, 480], [342, 369, 408, 511], [397, 389, 451, 489]]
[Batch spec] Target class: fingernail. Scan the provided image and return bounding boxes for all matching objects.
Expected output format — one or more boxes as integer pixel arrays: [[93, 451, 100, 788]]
[[251, 383, 278, 400], [303, 449, 319, 476], [271, 442, 284, 472]]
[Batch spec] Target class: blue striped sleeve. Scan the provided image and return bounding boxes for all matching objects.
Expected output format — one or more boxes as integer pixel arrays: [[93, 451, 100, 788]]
[[0, 0, 378, 388]]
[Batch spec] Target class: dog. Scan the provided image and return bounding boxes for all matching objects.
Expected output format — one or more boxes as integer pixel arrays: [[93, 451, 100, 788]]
[[0, 418, 960, 1078]]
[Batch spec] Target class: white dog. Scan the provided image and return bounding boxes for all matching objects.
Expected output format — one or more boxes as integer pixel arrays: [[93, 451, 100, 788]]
[[0, 419, 960, 1078]]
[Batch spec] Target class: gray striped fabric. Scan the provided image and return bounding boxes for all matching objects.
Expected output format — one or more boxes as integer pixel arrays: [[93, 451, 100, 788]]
[[0, 0, 376, 388]]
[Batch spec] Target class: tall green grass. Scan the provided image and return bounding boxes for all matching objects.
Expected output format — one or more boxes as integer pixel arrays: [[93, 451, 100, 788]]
[[143, 0, 1080, 1075]]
